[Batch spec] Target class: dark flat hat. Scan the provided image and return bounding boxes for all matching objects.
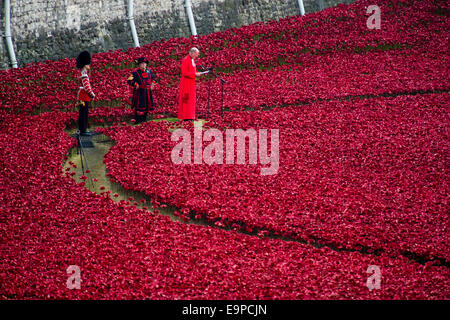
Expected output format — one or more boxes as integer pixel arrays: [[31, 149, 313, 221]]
[[76, 51, 91, 69], [136, 57, 149, 64]]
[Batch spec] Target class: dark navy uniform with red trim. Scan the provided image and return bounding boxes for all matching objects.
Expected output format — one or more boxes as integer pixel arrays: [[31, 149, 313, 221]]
[[128, 67, 156, 123]]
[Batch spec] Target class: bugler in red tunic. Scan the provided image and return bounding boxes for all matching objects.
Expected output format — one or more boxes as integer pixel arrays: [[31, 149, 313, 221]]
[[77, 69, 95, 102]]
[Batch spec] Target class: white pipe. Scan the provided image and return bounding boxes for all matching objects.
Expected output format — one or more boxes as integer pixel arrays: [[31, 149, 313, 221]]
[[185, 0, 197, 36], [127, 0, 140, 47], [297, 0, 305, 16], [4, 0, 18, 68]]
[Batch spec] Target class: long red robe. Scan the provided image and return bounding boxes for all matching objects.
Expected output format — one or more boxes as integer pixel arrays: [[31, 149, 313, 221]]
[[178, 55, 197, 120]]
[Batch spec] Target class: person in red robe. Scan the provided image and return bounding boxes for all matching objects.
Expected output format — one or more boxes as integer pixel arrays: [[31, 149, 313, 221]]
[[178, 47, 207, 120]]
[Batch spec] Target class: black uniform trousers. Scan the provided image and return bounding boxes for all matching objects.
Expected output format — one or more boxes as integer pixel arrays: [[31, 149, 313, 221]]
[[78, 101, 89, 134]]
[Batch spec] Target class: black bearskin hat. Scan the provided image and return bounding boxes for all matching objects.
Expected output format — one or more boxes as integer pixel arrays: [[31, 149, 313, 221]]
[[76, 51, 91, 69]]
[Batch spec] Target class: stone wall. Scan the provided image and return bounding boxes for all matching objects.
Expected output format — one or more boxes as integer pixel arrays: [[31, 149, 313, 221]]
[[0, 0, 358, 69]]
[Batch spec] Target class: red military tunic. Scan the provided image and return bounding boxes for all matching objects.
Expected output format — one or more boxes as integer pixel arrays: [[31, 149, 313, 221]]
[[178, 55, 197, 120], [77, 69, 95, 102]]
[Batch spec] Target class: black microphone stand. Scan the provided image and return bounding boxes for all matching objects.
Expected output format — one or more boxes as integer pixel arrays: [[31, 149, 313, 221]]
[[207, 71, 212, 119], [210, 69, 227, 118], [201, 65, 227, 118]]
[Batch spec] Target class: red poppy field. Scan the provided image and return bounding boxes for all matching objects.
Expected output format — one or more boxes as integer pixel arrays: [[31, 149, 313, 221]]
[[0, 0, 449, 299]]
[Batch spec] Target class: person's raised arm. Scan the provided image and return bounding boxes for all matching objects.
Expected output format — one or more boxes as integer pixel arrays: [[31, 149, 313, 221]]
[[127, 73, 139, 89], [127, 74, 134, 86]]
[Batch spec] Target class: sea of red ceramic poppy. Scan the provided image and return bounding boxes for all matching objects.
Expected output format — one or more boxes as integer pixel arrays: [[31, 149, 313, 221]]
[[0, 0, 449, 299]]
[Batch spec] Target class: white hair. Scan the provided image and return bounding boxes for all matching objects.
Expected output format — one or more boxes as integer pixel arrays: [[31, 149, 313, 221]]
[[189, 47, 199, 54]]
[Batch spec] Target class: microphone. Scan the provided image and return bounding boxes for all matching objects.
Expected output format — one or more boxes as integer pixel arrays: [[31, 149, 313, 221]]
[[200, 64, 215, 71]]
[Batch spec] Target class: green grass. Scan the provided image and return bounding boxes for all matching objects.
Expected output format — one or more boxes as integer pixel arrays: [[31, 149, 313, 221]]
[[152, 117, 179, 123], [253, 34, 265, 41], [352, 42, 411, 54]]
